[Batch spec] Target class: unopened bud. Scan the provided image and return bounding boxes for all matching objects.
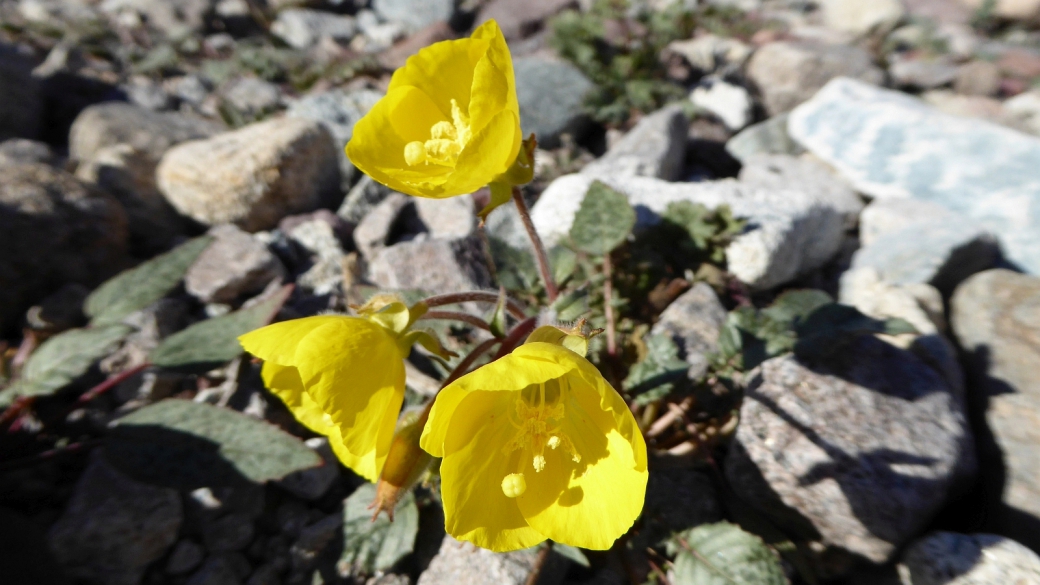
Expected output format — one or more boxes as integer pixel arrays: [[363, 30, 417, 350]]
[[370, 405, 433, 522]]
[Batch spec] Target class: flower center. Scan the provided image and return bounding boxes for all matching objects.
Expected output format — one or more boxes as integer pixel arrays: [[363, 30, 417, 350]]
[[500, 379, 581, 498], [403, 99, 472, 167]]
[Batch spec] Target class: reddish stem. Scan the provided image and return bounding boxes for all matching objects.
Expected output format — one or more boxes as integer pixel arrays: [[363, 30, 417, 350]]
[[603, 252, 617, 357], [419, 311, 493, 333], [492, 316, 538, 360], [78, 363, 151, 404], [422, 292, 527, 320], [511, 187, 559, 301], [440, 337, 501, 389]]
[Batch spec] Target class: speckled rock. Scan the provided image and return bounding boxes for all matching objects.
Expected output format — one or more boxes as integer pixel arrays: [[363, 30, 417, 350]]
[[725, 337, 975, 575], [157, 117, 340, 232], [514, 56, 594, 148], [898, 532, 1040, 584], [286, 88, 383, 187], [70, 102, 222, 164], [582, 104, 688, 180], [415, 195, 476, 240], [186, 224, 286, 304], [738, 154, 863, 228], [650, 282, 727, 382], [417, 535, 541, 585], [367, 235, 492, 295], [725, 114, 805, 162], [49, 454, 182, 585]]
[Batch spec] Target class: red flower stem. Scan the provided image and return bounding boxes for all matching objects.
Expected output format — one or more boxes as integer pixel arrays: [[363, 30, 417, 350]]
[[418, 311, 493, 333], [492, 316, 537, 361], [421, 292, 526, 320], [440, 337, 501, 389], [511, 186, 559, 302], [0, 396, 34, 429], [78, 363, 151, 404], [603, 252, 617, 357]]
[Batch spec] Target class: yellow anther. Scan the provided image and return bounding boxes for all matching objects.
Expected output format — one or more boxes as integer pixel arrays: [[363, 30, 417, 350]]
[[501, 473, 526, 498], [547, 436, 560, 450], [430, 121, 457, 140], [533, 454, 546, 472], [404, 141, 426, 166], [402, 100, 472, 168]]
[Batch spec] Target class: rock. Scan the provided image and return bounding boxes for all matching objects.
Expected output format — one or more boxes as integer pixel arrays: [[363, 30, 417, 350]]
[[286, 214, 350, 295], [186, 555, 244, 585], [70, 101, 221, 164], [368, 235, 493, 295], [275, 438, 340, 501], [650, 282, 727, 382], [157, 117, 340, 232], [98, 0, 213, 36], [663, 34, 752, 75], [353, 193, 414, 260], [0, 45, 42, 141], [372, 0, 453, 32], [746, 41, 884, 116], [858, 198, 958, 248], [738, 154, 863, 228], [951, 269, 1040, 526], [415, 196, 477, 240], [204, 513, 256, 553], [725, 337, 975, 574], [123, 75, 173, 111], [368, 574, 410, 585], [49, 454, 182, 585], [958, 0, 1040, 22], [355, 10, 406, 53], [514, 56, 594, 148], [0, 138, 55, 167], [26, 283, 89, 332], [849, 213, 999, 297], [919, 91, 1012, 128], [271, 8, 357, 49], [0, 163, 128, 332], [338, 174, 393, 223], [100, 298, 190, 374], [582, 104, 688, 180], [1003, 89, 1040, 136], [954, 60, 1001, 97], [290, 513, 341, 571], [378, 21, 456, 70], [222, 78, 282, 118], [530, 172, 848, 290], [475, 0, 576, 40], [789, 77, 1040, 275], [641, 466, 722, 544], [168, 540, 206, 575], [246, 564, 281, 585], [898, 532, 1040, 584], [820, 0, 905, 35], [690, 78, 753, 131], [186, 224, 286, 304], [417, 535, 542, 585], [725, 114, 805, 162], [286, 88, 383, 187], [889, 57, 959, 90]]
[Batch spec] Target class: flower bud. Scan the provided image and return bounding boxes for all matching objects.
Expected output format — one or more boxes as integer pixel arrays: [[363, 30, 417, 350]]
[[370, 406, 433, 521]]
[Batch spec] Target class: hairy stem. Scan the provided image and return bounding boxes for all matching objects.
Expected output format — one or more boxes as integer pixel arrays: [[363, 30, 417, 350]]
[[603, 252, 617, 357], [511, 187, 559, 301], [492, 316, 538, 360], [440, 337, 501, 389], [418, 311, 493, 333], [422, 291, 526, 320]]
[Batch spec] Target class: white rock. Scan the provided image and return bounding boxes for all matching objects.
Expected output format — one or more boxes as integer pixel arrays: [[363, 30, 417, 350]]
[[271, 9, 357, 50], [415, 196, 477, 240], [958, 0, 1040, 21], [665, 34, 751, 73], [691, 78, 753, 131], [899, 532, 1040, 584], [820, 0, 905, 35], [530, 173, 847, 290], [582, 104, 688, 179]]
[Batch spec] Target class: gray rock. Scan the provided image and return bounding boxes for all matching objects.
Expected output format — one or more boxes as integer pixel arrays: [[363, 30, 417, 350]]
[[123, 76, 174, 111], [70, 102, 222, 164], [0, 45, 42, 141], [820, 0, 905, 35], [168, 540, 206, 575], [849, 214, 999, 297], [26, 283, 89, 331], [415, 195, 477, 239], [373, 0, 453, 32], [186, 555, 244, 585], [223, 78, 282, 117], [157, 117, 340, 232], [286, 215, 349, 295], [690, 78, 753, 131], [475, 0, 576, 40], [959, 0, 1040, 21], [746, 41, 884, 116], [417, 535, 541, 585], [738, 154, 863, 228], [514, 56, 594, 148], [286, 88, 383, 187], [663, 34, 752, 75], [338, 175, 394, 223], [725, 337, 975, 574], [49, 454, 182, 585], [275, 437, 340, 501], [898, 532, 1040, 585], [98, 0, 213, 36], [858, 198, 960, 248], [650, 282, 727, 382], [204, 513, 256, 553], [186, 224, 286, 304], [100, 298, 190, 374], [582, 104, 688, 180], [951, 269, 1040, 525], [725, 114, 805, 162], [889, 57, 959, 90], [246, 564, 282, 585], [789, 77, 1040, 275], [0, 163, 128, 331], [642, 465, 722, 545], [367, 574, 410, 585], [368, 235, 493, 295], [271, 8, 357, 49], [530, 173, 848, 290], [353, 192, 413, 260], [0, 138, 55, 166], [185, 485, 266, 527], [290, 513, 341, 571], [954, 60, 1001, 97]]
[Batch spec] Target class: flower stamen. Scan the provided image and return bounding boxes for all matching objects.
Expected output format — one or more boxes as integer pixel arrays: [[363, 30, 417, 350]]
[[403, 99, 472, 168]]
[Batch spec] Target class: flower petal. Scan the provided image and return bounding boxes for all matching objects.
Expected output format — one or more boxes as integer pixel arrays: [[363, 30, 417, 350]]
[[239, 315, 347, 366], [261, 361, 332, 435], [441, 109, 518, 196], [516, 372, 647, 550], [387, 35, 488, 118], [440, 390, 546, 552], [467, 20, 517, 135]]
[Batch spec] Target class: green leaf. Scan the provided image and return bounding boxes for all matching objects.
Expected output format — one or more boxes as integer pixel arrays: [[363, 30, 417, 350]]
[[793, 304, 919, 360], [549, 245, 578, 285], [0, 324, 132, 406], [569, 181, 636, 255], [488, 237, 538, 292], [150, 285, 292, 371], [553, 543, 590, 567], [339, 483, 419, 575], [667, 522, 787, 585], [551, 287, 590, 322], [105, 399, 322, 488], [623, 334, 689, 404], [86, 236, 213, 325]]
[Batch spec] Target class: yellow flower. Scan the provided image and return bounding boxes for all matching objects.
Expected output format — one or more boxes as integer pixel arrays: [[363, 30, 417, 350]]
[[420, 341, 648, 552], [239, 299, 449, 482], [345, 19, 524, 204]]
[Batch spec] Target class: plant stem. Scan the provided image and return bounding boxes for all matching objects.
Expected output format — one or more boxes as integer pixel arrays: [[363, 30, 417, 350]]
[[603, 252, 617, 357], [440, 337, 501, 389], [78, 363, 151, 404], [492, 316, 538, 360], [418, 311, 493, 333], [511, 186, 559, 302], [422, 291, 526, 320]]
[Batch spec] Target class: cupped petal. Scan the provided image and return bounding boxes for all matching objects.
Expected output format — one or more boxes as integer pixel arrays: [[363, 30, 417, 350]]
[[239, 315, 348, 366], [467, 20, 518, 137], [440, 390, 546, 552], [421, 343, 578, 457], [387, 35, 488, 118], [570, 353, 649, 473], [346, 86, 454, 198], [261, 361, 333, 435], [440, 109, 519, 196]]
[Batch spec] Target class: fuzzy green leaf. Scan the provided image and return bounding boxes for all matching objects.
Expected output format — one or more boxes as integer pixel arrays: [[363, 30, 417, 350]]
[[623, 334, 689, 404], [86, 236, 213, 325], [339, 483, 419, 575], [569, 181, 636, 255], [794, 304, 919, 359], [105, 399, 322, 488], [667, 522, 787, 585]]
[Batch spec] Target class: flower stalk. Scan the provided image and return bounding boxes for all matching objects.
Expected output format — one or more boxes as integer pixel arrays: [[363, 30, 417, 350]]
[[512, 187, 559, 302]]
